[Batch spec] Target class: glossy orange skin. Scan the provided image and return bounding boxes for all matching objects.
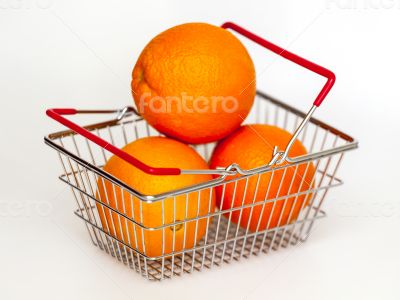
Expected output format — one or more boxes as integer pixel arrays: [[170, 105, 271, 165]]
[[209, 125, 315, 232], [96, 137, 215, 257], [131, 23, 256, 144]]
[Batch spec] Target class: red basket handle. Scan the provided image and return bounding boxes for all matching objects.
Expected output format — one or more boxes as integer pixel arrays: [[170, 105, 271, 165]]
[[46, 108, 181, 175], [222, 22, 335, 106], [46, 22, 335, 175]]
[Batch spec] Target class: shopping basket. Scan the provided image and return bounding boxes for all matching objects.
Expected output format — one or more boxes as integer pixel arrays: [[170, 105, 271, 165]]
[[44, 22, 358, 280]]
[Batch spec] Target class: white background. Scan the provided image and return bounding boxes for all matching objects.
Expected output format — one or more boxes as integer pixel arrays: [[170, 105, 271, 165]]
[[1, 0, 400, 299]]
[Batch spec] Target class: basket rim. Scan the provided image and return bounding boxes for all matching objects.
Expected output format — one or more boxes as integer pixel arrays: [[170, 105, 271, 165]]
[[44, 91, 358, 202]]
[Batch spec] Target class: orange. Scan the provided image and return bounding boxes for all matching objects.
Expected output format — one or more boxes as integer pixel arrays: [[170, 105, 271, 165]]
[[209, 125, 315, 232], [131, 22, 256, 144], [96, 137, 215, 257]]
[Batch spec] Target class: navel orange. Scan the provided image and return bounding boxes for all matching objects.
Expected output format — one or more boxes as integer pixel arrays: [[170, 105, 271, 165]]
[[96, 137, 215, 257], [131, 22, 256, 144], [209, 125, 315, 232]]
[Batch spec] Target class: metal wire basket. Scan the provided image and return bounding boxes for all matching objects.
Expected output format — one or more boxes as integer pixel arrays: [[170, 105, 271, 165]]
[[44, 22, 358, 281]]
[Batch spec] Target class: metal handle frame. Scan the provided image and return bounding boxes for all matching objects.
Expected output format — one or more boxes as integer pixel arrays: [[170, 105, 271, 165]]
[[46, 22, 336, 176]]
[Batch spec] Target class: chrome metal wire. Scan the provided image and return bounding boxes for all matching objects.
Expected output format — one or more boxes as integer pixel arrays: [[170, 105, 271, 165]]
[[45, 92, 357, 280]]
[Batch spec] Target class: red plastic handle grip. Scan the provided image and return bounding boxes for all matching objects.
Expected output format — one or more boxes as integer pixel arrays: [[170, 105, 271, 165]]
[[222, 22, 335, 107], [46, 108, 181, 175]]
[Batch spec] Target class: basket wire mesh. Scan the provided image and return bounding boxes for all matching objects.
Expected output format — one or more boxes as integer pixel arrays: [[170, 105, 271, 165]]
[[45, 92, 356, 280]]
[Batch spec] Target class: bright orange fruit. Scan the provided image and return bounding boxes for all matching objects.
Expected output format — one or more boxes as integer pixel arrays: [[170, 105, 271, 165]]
[[131, 23, 256, 144], [209, 125, 315, 232], [96, 137, 215, 257]]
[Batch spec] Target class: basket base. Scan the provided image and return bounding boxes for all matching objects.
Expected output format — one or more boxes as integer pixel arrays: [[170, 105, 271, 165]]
[[77, 209, 325, 281]]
